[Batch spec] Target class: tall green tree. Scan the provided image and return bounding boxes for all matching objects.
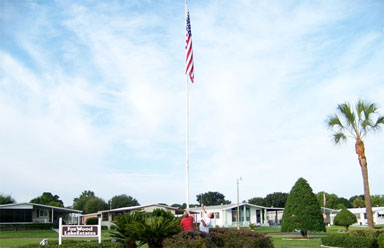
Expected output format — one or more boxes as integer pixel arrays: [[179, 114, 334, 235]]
[[0, 194, 15, 204], [352, 197, 365, 208], [338, 197, 353, 209], [109, 194, 139, 209], [264, 192, 288, 208], [73, 190, 96, 212], [371, 195, 384, 207], [327, 100, 384, 228], [248, 197, 266, 206], [281, 178, 326, 237], [84, 197, 108, 214], [30, 192, 64, 207], [316, 192, 339, 209], [196, 191, 231, 206]]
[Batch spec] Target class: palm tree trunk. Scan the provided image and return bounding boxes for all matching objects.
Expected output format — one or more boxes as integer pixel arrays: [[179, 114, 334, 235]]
[[355, 138, 374, 228]]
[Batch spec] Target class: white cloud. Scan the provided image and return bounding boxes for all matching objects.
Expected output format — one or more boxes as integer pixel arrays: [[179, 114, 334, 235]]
[[0, 0, 383, 206]]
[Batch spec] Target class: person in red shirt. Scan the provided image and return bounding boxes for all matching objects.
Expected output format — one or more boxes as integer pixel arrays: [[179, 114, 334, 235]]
[[180, 209, 194, 231]]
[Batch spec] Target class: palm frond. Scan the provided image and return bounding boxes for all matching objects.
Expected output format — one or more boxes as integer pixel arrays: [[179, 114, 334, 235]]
[[333, 132, 347, 144], [357, 100, 365, 123], [327, 115, 343, 128], [337, 103, 355, 128], [372, 115, 384, 131], [358, 100, 378, 137], [363, 102, 377, 123]]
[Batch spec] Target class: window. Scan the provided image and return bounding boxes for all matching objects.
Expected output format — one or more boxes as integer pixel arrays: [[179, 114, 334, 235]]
[[214, 212, 220, 219], [39, 209, 48, 217], [0, 209, 32, 222], [232, 208, 245, 222], [102, 213, 109, 221], [232, 209, 237, 222], [246, 207, 250, 221]]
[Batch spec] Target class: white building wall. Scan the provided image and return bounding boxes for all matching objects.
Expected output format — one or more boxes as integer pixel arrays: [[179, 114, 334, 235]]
[[250, 209, 256, 224], [225, 209, 232, 227]]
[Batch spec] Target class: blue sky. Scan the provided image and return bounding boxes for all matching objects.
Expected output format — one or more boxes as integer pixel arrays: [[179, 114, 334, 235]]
[[1, 0, 384, 207]]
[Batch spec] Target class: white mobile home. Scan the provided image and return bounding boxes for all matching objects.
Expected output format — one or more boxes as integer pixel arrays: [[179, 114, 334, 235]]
[[0, 203, 81, 228], [85, 204, 187, 229], [190, 203, 283, 228], [348, 207, 384, 226]]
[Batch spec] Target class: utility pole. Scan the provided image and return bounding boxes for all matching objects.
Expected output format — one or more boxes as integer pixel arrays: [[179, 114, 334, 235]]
[[237, 177, 242, 230]]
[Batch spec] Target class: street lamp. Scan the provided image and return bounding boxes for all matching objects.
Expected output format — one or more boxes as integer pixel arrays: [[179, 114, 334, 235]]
[[237, 177, 242, 230]]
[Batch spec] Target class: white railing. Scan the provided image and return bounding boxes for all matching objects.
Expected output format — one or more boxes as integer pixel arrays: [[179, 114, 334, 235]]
[[32, 219, 48, 223]]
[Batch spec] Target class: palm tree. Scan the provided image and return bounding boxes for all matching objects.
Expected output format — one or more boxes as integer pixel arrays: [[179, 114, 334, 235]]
[[327, 100, 384, 228], [111, 209, 181, 248]]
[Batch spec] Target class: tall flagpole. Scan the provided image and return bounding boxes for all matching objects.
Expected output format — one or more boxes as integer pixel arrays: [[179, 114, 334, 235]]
[[185, 0, 194, 210], [185, 0, 190, 210], [186, 75, 190, 209]]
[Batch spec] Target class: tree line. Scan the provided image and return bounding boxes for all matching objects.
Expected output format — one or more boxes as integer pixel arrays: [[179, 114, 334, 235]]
[[0, 191, 139, 214], [1, 191, 383, 213]]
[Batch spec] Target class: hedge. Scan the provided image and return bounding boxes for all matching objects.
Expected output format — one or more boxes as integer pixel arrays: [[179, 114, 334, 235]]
[[0, 223, 53, 231], [210, 228, 274, 248], [163, 231, 216, 248], [163, 228, 274, 248], [20, 240, 125, 248], [321, 233, 376, 248], [86, 217, 99, 225]]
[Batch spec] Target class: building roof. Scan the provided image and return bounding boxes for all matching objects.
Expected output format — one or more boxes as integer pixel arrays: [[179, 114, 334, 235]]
[[321, 207, 340, 214], [190, 202, 279, 211], [347, 207, 384, 214], [0, 203, 82, 213], [97, 204, 187, 215]]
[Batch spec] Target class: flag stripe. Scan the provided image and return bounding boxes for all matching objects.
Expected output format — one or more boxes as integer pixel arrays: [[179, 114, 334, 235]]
[[185, 2, 194, 83]]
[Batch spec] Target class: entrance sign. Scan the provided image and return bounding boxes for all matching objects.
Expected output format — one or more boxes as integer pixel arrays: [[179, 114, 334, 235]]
[[58, 217, 101, 245]]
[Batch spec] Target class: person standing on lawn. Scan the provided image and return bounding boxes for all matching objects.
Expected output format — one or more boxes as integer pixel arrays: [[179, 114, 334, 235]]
[[180, 209, 194, 231], [199, 203, 213, 233]]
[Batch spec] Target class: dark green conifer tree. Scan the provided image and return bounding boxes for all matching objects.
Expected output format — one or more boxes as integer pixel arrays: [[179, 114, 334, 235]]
[[281, 178, 326, 237]]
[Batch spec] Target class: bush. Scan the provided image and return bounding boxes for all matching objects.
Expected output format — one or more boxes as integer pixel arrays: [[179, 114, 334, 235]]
[[86, 217, 99, 225], [334, 209, 357, 231], [101, 225, 109, 230], [350, 229, 384, 238], [111, 210, 180, 248], [163, 229, 274, 248], [163, 231, 216, 248], [322, 233, 376, 248], [0, 223, 53, 231], [210, 228, 274, 248], [110, 212, 144, 248], [20, 239, 125, 248], [378, 234, 384, 248], [249, 223, 257, 231]]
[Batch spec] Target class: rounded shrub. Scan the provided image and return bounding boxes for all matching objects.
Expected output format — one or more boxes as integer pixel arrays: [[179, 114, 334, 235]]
[[334, 209, 357, 231]]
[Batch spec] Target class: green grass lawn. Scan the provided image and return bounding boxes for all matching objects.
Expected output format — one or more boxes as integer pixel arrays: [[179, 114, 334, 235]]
[[271, 235, 322, 248], [0, 229, 114, 248], [1, 225, 382, 248]]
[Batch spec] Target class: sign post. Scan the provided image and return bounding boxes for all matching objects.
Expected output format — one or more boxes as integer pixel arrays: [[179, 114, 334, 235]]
[[58, 217, 101, 245]]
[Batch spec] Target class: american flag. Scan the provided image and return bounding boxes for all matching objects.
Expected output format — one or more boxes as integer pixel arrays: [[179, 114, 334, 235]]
[[185, 1, 194, 83]]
